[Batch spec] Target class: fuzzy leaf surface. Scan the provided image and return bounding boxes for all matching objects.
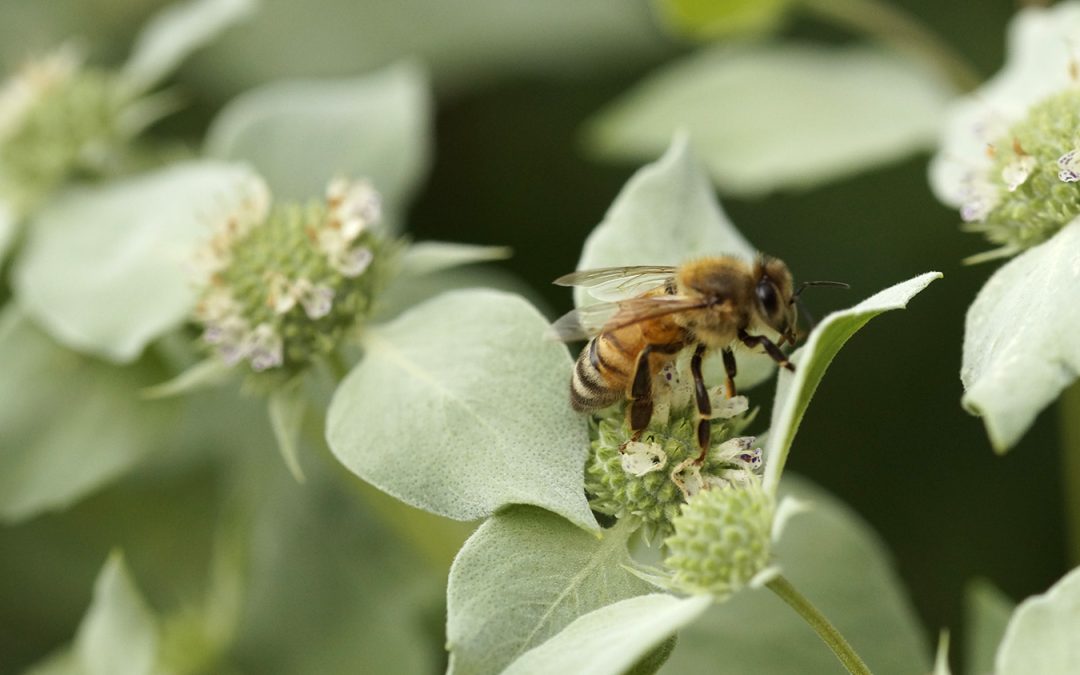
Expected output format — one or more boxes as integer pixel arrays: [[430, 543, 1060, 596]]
[[446, 508, 650, 675], [995, 566, 1080, 674], [0, 308, 172, 523], [13, 161, 257, 362], [588, 45, 952, 196], [327, 289, 596, 529], [961, 220, 1080, 451], [74, 554, 159, 675]]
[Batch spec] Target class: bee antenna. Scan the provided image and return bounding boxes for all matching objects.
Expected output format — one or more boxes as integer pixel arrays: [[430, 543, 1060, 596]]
[[791, 280, 850, 302]]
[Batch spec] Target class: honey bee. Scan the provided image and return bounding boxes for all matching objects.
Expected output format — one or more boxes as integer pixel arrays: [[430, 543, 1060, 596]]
[[549, 255, 846, 464]]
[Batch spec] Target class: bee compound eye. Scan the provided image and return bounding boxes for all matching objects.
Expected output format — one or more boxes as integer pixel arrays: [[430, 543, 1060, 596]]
[[756, 281, 779, 316]]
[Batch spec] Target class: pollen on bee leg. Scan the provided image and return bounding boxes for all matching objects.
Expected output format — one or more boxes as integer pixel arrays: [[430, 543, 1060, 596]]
[[619, 440, 667, 476]]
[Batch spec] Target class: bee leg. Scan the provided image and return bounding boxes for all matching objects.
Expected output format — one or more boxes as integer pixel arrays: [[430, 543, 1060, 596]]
[[690, 344, 711, 464], [627, 345, 655, 442], [721, 347, 738, 398], [738, 329, 795, 372]]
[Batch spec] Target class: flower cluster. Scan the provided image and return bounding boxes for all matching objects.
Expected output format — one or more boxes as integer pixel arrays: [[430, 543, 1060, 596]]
[[192, 176, 399, 380], [0, 48, 145, 212], [584, 367, 761, 540], [930, 3, 1080, 260]]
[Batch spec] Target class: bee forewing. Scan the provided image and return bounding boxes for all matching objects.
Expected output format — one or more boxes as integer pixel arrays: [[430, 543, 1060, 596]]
[[553, 266, 676, 301], [546, 295, 710, 342]]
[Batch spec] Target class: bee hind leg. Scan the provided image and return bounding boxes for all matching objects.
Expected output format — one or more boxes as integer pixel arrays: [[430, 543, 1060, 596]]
[[626, 345, 655, 442], [690, 344, 711, 465]]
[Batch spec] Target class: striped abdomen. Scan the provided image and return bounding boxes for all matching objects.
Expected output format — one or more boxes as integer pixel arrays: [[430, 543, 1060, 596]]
[[570, 333, 635, 412]]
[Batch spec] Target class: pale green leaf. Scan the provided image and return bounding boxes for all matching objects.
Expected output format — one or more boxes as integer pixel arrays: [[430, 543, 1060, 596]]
[[652, 0, 791, 39], [446, 508, 651, 675], [934, 632, 953, 675], [571, 135, 772, 390], [12, 161, 259, 362], [123, 0, 257, 90], [0, 308, 173, 523], [763, 272, 941, 492], [0, 198, 16, 264], [267, 378, 306, 482], [588, 45, 953, 196], [961, 220, 1080, 452], [666, 476, 930, 674], [205, 63, 431, 221], [995, 566, 1080, 675], [398, 241, 512, 278], [503, 594, 709, 675], [965, 580, 1014, 675], [74, 553, 159, 675], [327, 289, 596, 529]]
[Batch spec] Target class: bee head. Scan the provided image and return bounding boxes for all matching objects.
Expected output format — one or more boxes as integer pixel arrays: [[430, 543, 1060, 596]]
[[753, 256, 797, 344]]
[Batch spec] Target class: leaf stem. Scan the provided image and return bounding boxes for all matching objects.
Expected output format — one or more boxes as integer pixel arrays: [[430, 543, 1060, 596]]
[[766, 574, 873, 675], [1060, 382, 1080, 565], [800, 0, 981, 92]]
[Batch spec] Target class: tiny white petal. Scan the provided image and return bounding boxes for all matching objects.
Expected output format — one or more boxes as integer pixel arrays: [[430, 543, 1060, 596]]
[[1002, 155, 1036, 191], [245, 323, 283, 371], [670, 458, 705, 500], [300, 283, 335, 319], [1058, 150, 1080, 182], [332, 246, 374, 277], [708, 393, 749, 419], [619, 441, 667, 476]]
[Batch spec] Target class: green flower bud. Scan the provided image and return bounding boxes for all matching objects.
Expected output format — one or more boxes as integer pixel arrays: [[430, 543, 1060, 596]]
[[663, 478, 774, 598], [193, 177, 400, 383], [584, 396, 760, 540]]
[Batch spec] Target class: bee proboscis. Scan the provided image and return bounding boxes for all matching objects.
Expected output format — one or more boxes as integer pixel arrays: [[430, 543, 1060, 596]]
[[549, 255, 846, 464]]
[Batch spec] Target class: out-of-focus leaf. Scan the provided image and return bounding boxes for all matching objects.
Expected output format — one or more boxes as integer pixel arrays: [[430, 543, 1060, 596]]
[[205, 63, 430, 225], [123, 0, 257, 91], [23, 648, 80, 675], [571, 135, 771, 390], [665, 476, 930, 674], [588, 45, 953, 196], [934, 632, 953, 675], [189, 0, 668, 94], [12, 161, 259, 363], [763, 272, 940, 493], [327, 289, 596, 530], [995, 566, 1080, 674], [965, 580, 1014, 675], [446, 508, 651, 675], [0, 198, 16, 264], [74, 553, 159, 675], [231, 453, 442, 675], [961, 220, 1080, 452], [0, 308, 173, 523], [141, 358, 233, 400], [397, 241, 511, 278], [652, 0, 791, 40], [267, 378, 306, 482], [503, 594, 710, 675]]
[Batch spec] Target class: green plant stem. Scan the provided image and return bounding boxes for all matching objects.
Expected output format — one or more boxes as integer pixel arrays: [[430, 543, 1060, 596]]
[[800, 0, 981, 92], [1060, 382, 1080, 565], [766, 575, 872, 675]]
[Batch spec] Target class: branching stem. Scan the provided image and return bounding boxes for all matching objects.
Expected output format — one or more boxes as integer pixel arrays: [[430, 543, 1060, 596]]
[[801, 0, 981, 92], [766, 574, 873, 675]]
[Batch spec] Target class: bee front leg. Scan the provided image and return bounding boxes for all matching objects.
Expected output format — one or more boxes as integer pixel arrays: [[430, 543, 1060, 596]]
[[690, 344, 711, 464], [738, 329, 794, 372]]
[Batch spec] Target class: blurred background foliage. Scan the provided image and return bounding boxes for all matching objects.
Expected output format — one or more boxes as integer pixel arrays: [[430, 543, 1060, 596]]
[[0, 0, 1066, 673]]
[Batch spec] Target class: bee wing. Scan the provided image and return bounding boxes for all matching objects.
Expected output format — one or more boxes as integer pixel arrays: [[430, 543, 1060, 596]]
[[546, 294, 709, 342], [553, 266, 677, 301]]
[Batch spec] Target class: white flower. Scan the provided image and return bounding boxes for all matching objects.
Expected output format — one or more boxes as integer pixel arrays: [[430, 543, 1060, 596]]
[[244, 323, 284, 371], [330, 246, 374, 278], [327, 177, 381, 239], [929, 3, 1080, 221]]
